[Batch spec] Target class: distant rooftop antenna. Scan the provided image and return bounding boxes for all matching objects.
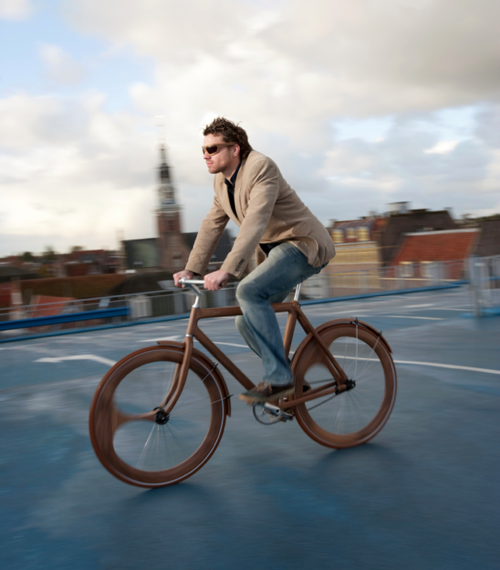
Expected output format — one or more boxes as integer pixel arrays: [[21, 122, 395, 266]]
[[155, 115, 166, 145]]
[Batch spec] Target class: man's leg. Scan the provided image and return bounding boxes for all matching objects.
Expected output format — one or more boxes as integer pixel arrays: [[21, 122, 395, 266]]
[[235, 242, 320, 402]]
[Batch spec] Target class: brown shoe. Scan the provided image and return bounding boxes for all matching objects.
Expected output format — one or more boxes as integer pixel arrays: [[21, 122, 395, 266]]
[[239, 382, 295, 403]]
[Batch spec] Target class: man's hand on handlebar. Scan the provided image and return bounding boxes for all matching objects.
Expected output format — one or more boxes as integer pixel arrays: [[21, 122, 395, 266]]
[[203, 270, 230, 291], [173, 270, 194, 287], [173, 269, 231, 290]]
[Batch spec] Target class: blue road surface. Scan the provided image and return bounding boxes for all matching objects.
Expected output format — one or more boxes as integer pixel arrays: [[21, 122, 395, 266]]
[[1, 287, 499, 569]]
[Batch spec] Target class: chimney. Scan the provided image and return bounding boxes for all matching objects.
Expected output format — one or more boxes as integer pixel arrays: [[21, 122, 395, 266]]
[[388, 201, 410, 215]]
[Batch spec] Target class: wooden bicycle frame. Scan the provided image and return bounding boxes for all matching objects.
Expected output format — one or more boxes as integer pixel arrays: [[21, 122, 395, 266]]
[[160, 294, 351, 416]]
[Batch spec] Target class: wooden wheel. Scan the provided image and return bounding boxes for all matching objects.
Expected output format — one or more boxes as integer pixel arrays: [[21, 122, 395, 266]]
[[89, 345, 226, 487], [293, 324, 397, 448]]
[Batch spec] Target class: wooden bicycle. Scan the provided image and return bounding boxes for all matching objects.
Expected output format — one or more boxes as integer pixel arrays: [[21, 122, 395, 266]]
[[89, 279, 397, 488]]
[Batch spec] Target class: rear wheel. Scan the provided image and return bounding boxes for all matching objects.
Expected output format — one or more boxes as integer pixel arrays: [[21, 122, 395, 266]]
[[89, 345, 227, 487], [294, 324, 396, 448]]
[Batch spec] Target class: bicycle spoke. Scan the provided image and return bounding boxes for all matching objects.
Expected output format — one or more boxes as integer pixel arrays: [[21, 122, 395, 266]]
[[136, 423, 162, 470]]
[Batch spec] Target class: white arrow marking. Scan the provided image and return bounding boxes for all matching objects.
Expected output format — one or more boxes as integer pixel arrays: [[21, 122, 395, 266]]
[[36, 355, 116, 367]]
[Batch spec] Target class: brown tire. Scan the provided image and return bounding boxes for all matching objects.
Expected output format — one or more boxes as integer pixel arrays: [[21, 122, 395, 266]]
[[89, 345, 227, 488], [293, 323, 397, 448]]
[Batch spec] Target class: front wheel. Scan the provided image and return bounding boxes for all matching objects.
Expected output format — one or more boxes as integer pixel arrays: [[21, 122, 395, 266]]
[[89, 345, 227, 488], [293, 324, 397, 448]]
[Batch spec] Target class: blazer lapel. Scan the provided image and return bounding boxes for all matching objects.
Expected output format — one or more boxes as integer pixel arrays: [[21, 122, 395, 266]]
[[216, 173, 241, 226], [233, 158, 248, 223]]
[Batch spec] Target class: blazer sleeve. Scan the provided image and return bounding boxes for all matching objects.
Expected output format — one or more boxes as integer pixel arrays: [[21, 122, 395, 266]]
[[185, 192, 229, 276], [221, 158, 280, 278]]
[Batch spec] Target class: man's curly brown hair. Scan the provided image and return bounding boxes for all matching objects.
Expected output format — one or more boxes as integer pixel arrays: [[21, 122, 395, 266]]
[[203, 117, 253, 160]]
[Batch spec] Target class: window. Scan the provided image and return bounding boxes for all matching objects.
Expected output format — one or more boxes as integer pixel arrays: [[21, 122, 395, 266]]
[[400, 262, 413, 277], [421, 261, 435, 279], [173, 252, 183, 268], [346, 228, 356, 240], [358, 227, 369, 241], [332, 230, 343, 243]]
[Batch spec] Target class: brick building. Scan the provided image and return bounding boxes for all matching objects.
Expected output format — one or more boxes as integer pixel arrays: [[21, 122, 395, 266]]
[[376, 203, 458, 266], [327, 217, 382, 274], [391, 228, 480, 280]]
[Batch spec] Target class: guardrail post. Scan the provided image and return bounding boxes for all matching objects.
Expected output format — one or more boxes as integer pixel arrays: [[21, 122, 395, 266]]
[[468, 256, 483, 317]]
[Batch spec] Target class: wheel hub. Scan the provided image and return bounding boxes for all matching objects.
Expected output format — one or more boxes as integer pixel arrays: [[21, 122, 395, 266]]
[[344, 379, 356, 391], [154, 408, 169, 425]]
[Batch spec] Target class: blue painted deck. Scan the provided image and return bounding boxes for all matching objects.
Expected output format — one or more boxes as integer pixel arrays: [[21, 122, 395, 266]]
[[0, 286, 499, 569], [0, 306, 129, 331]]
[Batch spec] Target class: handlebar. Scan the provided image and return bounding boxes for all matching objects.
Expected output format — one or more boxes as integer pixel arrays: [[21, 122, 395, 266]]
[[178, 278, 206, 286], [178, 277, 303, 305]]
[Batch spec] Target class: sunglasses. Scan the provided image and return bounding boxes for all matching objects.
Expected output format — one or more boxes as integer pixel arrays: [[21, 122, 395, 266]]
[[202, 142, 235, 156]]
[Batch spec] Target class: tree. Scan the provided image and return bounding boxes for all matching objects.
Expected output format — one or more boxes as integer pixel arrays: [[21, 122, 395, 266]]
[[43, 246, 57, 261], [21, 251, 34, 262]]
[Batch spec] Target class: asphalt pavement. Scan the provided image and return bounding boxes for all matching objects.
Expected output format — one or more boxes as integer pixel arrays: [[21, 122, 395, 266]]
[[1, 286, 499, 569]]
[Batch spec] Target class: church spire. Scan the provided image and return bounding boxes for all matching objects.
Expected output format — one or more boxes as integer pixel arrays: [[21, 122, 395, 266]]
[[158, 144, 176, 206], [156, 139, 187, 272], [159, 145, 171, 184]]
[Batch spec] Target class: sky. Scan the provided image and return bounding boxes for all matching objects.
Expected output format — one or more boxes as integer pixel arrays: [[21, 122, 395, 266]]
[[0, 0, 499, 257]]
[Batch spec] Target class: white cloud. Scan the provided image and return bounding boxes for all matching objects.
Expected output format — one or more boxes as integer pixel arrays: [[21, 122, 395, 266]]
[[39, 43, 87, 86], [64, 0, 500, 117], [0, 0, 32, 20], [424, 141, 460, 154], [0, 94, 163, 254], [475, 105, 500, 148], [1, 0, 499, 255]]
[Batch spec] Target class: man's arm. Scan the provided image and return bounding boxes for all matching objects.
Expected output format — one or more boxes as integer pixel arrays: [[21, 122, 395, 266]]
[[184, 193, 230, 277], [174, 192, 231, 290]]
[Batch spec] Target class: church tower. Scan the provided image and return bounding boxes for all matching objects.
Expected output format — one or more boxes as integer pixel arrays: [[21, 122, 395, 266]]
[[156, 145, 189, 272]]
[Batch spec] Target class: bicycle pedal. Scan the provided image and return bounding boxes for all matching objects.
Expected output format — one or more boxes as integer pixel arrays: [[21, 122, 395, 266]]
[[279, 409, 294, 422], [263, 402, 293, 421]]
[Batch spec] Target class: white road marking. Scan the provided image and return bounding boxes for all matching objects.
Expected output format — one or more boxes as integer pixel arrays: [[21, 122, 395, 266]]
[[213, 342, 248, 349], [334, 355, 500, 375], [395, 360, 500, 375], [138, 335, 181, 343], [139, 337, 246, 349], [36, 355, 116, 366], [384, 315, 443, 320], [33, 347, 499, 379]]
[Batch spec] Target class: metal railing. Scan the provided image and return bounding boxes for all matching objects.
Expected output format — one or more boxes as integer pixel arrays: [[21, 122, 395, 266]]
[[0, 284, 240, 339], [468, 255, 500, 316], [0, 258, 484, 342], [302, 259, 468, 299]]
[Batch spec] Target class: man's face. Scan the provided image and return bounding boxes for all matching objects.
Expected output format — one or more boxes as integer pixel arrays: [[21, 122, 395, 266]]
[[203, 134, 239, 177]]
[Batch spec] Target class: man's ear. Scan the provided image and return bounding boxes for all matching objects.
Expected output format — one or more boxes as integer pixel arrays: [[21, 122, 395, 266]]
[[233, 144, 240, 158]]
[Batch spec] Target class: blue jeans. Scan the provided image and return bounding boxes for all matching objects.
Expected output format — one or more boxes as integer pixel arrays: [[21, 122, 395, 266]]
[[235, 242, 322, 386]]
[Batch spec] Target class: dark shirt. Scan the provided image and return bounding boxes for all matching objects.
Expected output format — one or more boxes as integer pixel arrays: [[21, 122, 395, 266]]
[[224, 161, 278, 258], [224, 161, 241, 219]]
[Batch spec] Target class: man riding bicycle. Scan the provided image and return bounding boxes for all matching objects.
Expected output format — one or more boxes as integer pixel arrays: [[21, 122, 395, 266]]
[[174, 117, 335, 403]]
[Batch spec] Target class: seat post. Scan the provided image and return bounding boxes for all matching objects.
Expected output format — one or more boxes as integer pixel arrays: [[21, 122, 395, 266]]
[[294, 283, 302, 302]]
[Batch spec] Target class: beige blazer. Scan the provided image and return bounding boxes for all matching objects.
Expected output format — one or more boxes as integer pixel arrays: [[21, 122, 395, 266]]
[[186, 150, 336, 279]]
